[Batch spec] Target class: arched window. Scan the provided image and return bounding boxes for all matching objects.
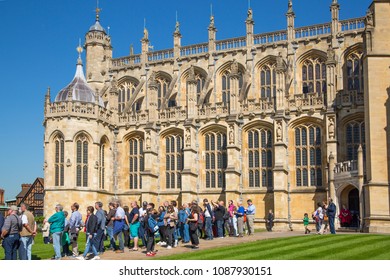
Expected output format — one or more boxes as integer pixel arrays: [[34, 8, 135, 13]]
[[99, 141, 107, 190], [346, 121, 365, 161], [302, 57, 327, 97], [157, 77, 169, 109], [129, 137, 144, 189], [118, 80, 138, 113], [260, 64, 276, 101], [248, 128, 273, 188], [165, 134, 184, 189], [221, 70, 243, 107], [54, 135, 64, 186], [346, 52, 363, 92], [295, 124, 322, 187], [76, 135, 89, 187], [205, 131, 227, 188]]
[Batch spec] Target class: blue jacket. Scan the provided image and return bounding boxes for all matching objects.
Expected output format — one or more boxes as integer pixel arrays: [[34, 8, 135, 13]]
[[157, 211, 166, 227], [327, 202, 336, 217]]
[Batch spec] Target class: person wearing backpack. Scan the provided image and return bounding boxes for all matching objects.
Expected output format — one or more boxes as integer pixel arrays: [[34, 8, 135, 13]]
[[1, 205, 22, 260], [145, 207, 159, 257]]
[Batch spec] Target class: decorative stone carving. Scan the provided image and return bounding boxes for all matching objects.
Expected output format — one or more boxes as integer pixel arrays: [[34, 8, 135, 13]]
[[146, 131, 151, 150], [229, 125, 235, 145], [328, 117, 335, 140], [188, 65, 196, 82], [231, 59, 239, 76], [143, 27, 149, 40], [185, 128, 191, 147], [276, 121, 283, 142], [327, 45, 336, 62], [365, 9, 374, 28]]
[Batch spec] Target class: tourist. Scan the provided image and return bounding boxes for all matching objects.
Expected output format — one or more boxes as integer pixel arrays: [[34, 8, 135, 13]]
[[62, 210, 71, 257], [1, 205, 22, 260], [235, 201, 245, 237], [303, 213, 311, 234], [145, 207, 159, 257], [266, 209, 274, 232], [77, 206, 99, 260], [42, 219, 51, 244], [321, 201, 329, 233], [313, 202, 324, 234], [164, 205, 178, 249], [227, 200, 238, 236], [170, 201, 179, 247], [18, 203, 37, 260], [123, 205, 131, 249], [246, 199, 256, 235], [339, 205, 352, 227], [94, 201, 106, 253], [113, 201, 126, 253], [203, 199, 214, 240], [157, 206, 167, 246], [48, 204, 65, 260], [69, 202, 82, 257], [129, 201, 140, 251], [211, 200, 226, 238], [187, 205, 200, 249], [178, 203, 190, 243], [106, 202, 116, 250], [138, 201, 148, 248], [327, 198, 337, 234]]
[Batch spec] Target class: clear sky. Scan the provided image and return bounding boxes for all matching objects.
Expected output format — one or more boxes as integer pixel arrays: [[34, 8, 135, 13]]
[[0, 0, 371, 200]]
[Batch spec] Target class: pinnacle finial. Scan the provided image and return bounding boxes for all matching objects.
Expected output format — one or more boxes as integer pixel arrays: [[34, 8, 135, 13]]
[[76, 39, 83, 65], [95, 0, 101, 22], [287, 0, 293, 13]]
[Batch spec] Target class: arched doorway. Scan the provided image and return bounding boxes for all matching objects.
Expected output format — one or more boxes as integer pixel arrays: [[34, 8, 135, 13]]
[[338, 184, 360, 228]]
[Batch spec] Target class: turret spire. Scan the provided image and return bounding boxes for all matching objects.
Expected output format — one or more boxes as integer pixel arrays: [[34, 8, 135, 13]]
[[287, 0, 294, 14], [95, 0, 101, 22], [76, 39, 83, 65]]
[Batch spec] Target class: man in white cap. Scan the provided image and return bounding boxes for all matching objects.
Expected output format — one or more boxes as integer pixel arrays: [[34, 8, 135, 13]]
[[1, 205, 22, 260]]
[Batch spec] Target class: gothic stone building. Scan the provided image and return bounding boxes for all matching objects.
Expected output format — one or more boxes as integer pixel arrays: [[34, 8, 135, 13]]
[[43, 0, 390, 232]]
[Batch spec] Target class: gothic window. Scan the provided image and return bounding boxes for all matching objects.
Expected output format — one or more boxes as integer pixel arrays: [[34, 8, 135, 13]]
[[302, 57, 327, 97], [346, 52, 363, 92], [129, 137, 144, 189], [295, 125, 322, 187], [205, 131, 227, 188], [157, 77, 169, 109], [165, 134, 184, 189], [99, 142, 106, 190], [260, 64, 276, 101], [76, 135, 89, 187], [54, 136, 64, 186], [221, 70, 243, 107], [118, 80, 138, 113], [346, 121, 365, 161], [248, 128, 273, 188]]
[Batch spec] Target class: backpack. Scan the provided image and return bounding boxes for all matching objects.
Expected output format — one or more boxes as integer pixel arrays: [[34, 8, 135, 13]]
[[198, 211, 205, 225], [148, 216, 159, 233]]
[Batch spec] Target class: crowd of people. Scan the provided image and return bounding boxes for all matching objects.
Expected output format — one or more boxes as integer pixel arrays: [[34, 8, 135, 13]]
[[0, 198, 257, 260]]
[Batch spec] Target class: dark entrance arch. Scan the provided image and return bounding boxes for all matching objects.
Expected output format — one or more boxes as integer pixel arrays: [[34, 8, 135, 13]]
[[348, 188, 359, 227]]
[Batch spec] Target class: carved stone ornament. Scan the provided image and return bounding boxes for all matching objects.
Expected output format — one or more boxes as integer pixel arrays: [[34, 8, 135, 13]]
[[327, 45, 336, 62], [231, 59, 239, 75], [229, 125, 235, 145], [365, 9, 374, 28], [146, 132, 151, 150], [328, 117, 335, 140], [276, 121, 283, 142], [185, 128, 191, 147]]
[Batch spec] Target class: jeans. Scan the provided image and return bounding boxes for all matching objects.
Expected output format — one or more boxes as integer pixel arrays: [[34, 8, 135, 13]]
[[165, 226, 174, 247], [329, 216, 336, 234], [205, 217, 213, 239], [138, 222, 147, 247], [229, 216, 238, 236], [83, 234, 98, 257], [179, 223, 190, 242], [19, 236, 33, 260], [146, 230, 155, 253], [106, 226, 116, 249], [116, 231, 124, 250], [52, 232, 62, 259], [216, 220, 224, 237], [94, 229, 105, 253], [2, 234, 20, 260]]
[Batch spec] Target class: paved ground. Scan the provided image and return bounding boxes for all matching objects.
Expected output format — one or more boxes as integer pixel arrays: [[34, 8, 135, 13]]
[[90, 231, 305, 260]]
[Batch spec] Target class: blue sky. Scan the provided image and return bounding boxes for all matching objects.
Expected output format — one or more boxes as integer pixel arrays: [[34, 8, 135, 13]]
[[0, 0, 371, 200]]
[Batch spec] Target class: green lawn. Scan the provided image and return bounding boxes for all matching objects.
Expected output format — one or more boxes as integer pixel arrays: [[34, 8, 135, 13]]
[[157, 234, 390, 260], [2, 233, 390, 260]]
